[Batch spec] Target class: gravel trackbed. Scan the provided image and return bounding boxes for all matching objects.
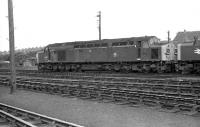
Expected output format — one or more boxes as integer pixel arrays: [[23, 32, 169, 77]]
[[0, 87, 200, 127]]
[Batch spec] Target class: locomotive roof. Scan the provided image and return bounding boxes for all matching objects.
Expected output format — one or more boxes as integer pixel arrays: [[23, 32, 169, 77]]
[[47, 36, 157, 48], [153, 41, 169, 45], [174, 31, 200, 43], [177, 40, 200, 46]]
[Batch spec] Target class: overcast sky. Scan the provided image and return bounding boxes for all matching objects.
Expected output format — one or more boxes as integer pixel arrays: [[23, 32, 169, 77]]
[[0, 0, 200, 51]]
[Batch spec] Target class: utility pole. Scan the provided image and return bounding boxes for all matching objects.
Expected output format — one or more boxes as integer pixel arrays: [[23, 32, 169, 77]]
[[8, 0, 16, 94], [167, 31, 170, 43], [97, 11, 101, 40]]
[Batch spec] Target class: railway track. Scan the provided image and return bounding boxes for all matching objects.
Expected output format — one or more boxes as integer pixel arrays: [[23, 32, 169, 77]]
[[0, 75, 200, 116], [0, 69, 200, 79], [0, 103, 84, 127]]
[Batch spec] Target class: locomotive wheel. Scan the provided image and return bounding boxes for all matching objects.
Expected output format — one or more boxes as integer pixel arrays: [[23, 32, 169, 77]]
[[77, 65, 83, 72], [38, 65, 43, 71], [65, 65, 70, 71], [48, 65, 53, 71], [150, 64, 157, 72], [121, 65, 131, 72], [70, 65, 78, 72], [142, 64, 151, 73], [104, 65, 112, 71], [157, 69, 164, 73], [143, 69, 150, 73], [114, 65, 120, 72], [59, 65, 65, 71], [53, 65, 58, 71]]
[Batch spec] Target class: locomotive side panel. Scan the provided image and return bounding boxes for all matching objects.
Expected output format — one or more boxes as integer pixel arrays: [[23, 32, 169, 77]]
[[75, 47, 111, 62], [65, 49, 76, 62], [88, 48, 109, 62], [109, 46, 138, 62], [179, 44, 200, 61], [56, 50, 66, 62], [75, 48, 92, 62], [149, 47, 161, 61], [176, 43, 200, 73], [50, 50, 58, 62], [141, 48, 150, 60], [141, 48, 161, 61], [54, 48, 76, 62]]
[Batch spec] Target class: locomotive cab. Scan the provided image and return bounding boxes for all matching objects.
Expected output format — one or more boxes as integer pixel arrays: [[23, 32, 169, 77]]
[[177, 40, 200, 73]]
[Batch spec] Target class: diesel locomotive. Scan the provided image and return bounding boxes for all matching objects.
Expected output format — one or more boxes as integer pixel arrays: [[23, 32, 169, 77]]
[[176, 40, 200, 73], [36, 36, 179, 73], [36, 33, 200, 73]]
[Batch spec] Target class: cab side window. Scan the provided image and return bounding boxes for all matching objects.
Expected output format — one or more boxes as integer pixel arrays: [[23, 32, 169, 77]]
[[151, 48, 159, 59]]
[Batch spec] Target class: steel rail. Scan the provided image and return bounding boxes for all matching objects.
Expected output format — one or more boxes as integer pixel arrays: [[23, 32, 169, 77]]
[[0, 103, 84, 127], [0, 110, 38, 127], [0, 69, 200, 79]]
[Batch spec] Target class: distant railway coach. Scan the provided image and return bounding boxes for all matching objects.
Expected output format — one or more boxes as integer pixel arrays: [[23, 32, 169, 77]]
[[0, 61, 9, 69]]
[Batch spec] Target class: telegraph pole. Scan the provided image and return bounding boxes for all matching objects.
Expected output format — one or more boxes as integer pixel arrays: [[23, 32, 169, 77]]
[[8, 0, 16, 94], [97, 11, 101, 40], [167, 31, 170, 43]]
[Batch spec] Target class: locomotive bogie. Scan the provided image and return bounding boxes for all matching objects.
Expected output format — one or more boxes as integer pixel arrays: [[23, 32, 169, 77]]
[[194, 63, 200, 73], [176, 62, 195, 74]]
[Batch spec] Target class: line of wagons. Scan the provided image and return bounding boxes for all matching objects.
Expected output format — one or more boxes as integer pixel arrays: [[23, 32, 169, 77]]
[[36, 36, 200, 73], [0, 61, 10, 69]]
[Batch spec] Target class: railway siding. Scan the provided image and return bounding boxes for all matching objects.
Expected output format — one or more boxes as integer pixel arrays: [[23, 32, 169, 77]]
[[0, 110, 37, 127], [0, 75, 200, 116], [0, 103, 84, 127]]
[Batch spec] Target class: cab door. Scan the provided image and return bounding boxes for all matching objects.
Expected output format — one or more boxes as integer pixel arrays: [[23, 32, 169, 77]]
[[137, 41, 142, 60], [44, 47, 51, 62]]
